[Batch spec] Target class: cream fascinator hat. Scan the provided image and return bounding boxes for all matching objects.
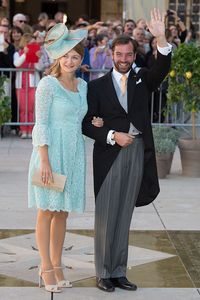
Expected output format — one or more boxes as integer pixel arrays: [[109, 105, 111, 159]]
[[44, 23, 88, 59]]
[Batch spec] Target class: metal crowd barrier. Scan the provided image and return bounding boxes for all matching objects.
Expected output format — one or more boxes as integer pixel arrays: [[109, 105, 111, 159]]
[[0, 68, 200, 137]]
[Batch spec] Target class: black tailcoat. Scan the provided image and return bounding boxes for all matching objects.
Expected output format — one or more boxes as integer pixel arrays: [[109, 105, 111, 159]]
[[82, 51, 171, 207]]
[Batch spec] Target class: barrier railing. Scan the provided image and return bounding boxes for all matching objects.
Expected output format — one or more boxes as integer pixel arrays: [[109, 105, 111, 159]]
[[0, 68, 200, 137]]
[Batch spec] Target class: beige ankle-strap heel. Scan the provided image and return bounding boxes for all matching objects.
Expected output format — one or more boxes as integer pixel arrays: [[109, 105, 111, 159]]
[[38, 266, 61, 293], [53, 265, 72, 288]]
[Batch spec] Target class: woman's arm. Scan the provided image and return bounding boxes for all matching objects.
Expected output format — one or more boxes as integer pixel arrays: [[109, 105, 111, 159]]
[[38, 145, 53, 185]]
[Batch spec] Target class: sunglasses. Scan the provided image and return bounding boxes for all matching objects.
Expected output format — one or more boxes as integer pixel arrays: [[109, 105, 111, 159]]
[[19, 20, 27, 23]]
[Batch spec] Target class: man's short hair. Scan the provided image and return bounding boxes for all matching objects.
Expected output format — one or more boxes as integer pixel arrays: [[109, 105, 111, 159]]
[[13, 13, 26, 22], [38, 12, 48, 21], [111, 35, 138, 53]]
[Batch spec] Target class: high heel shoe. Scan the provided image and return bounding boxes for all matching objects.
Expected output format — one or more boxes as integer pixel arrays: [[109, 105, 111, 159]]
[[53, 265, 72, 288], [38, 266, 61, 293]]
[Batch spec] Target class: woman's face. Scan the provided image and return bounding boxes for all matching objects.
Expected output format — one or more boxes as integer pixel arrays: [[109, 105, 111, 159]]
[[59, 49, 82, 73], [12, 30, 22, 41], [98, 36, 108, 47]]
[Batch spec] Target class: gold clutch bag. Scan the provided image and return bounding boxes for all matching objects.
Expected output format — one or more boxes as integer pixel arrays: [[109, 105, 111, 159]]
[[32, 169, 67, 192]]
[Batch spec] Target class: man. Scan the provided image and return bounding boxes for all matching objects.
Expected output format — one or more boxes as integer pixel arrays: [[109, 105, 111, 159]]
[[123, 19, 136, 37], [12, 13, 27, 30], [133, 27, 145, 49], [0, 25, 17, 132], [82, 9, 171, 293], [0, 24, 15, 74]]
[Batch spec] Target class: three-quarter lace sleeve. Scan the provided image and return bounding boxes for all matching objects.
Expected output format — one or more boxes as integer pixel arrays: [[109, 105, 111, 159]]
[[32, 76, 53, 147]]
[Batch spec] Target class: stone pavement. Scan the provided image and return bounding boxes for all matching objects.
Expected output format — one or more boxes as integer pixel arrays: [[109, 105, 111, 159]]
[[0, 135, 200, 300]]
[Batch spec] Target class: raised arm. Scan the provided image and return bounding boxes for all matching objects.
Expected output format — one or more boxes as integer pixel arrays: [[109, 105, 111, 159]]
[[147, 8, 168, 48]]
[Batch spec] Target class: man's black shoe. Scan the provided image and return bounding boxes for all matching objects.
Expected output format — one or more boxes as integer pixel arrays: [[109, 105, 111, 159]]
[[96, 278, 115, 292], [111, 277, 137, 291]]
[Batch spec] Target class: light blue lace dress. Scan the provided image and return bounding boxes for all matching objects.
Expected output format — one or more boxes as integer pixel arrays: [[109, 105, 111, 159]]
[[28, 75, 88, 212]]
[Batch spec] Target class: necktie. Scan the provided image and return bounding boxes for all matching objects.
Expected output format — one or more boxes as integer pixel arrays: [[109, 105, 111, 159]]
[[120, 74, 127, 96]]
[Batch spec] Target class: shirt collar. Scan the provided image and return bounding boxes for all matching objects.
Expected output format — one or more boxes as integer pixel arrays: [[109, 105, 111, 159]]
[[112, 68, 131, 86]]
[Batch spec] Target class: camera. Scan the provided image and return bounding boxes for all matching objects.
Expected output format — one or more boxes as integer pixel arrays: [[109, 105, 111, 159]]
[[167, 10, 174, 16]]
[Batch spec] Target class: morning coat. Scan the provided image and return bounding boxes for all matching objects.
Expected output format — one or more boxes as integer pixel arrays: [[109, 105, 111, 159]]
[[82, 51, 171, 207]]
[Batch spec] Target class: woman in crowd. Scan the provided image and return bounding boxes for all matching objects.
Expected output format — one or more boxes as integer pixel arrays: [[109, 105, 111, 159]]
[[10, 26, 23, 51], [13, 33, 41, 138], [89, 33, 113, 79]]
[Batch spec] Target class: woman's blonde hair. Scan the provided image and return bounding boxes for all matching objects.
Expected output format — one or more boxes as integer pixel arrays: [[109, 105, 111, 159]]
[[47, 42, 84, 78], [47, 59, 61, 77], [19, 33, 33, 49]]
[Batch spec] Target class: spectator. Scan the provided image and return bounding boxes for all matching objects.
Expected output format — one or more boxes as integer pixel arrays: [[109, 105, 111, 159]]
[[136, 18, 147, 30], [33, 30, 52, 75], [38, 12, 49, 29], [123, 19, 136, 37], [76, 14, 89, 25], [0, 24, 14, 70], [0, 16, 9, 27], [185, 29, 195, 44], [23, 23, 33, 34], [76, 38, 91, 82], [87, 26, 97, 49], [167, 10, 187, 47], [13, 33, 40, 139], [112, 24, 123, 39], [146, 36, 168, 123], [133, 27, 146, 67], [145, 36, 157, 68], [12, 13, 27, 31], [46, 19, 56, 31], [54, 11, 67, 24], [0, 24, 18, 133], [89, 33, 113, 80], [10, 26, 23, 51], [133, 27, 145, 52]]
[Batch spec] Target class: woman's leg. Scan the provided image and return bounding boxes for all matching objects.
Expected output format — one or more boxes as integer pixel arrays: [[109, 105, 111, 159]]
[[36, 209, 56, 285], [50, 211, 68, 282]]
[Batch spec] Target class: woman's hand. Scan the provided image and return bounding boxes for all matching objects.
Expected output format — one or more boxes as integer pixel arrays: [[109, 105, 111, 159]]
[[24, 46, 29, 54], [40, 159, 53, 185], [92, 116, 104, 127]]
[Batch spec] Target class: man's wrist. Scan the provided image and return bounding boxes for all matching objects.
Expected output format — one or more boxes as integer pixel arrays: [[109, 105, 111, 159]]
[[156, 35, 168, 48], [111, 131, 115, 141], [107, 130, 116, 145]]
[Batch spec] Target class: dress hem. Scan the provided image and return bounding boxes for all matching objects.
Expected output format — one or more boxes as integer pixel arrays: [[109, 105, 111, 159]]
[[28, 205, 85, 213]]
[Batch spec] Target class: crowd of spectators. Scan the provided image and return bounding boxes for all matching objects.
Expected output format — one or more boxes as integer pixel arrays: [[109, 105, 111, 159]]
[[0, 9, 198, 137]]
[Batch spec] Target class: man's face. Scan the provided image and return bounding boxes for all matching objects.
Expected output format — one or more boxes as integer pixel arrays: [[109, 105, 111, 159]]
[[112, 42, 136, 74], [124, 22, 135, 36], [14, 18, 27, 29], [133, 29, 144, 43], [0, 25, 9, 40]]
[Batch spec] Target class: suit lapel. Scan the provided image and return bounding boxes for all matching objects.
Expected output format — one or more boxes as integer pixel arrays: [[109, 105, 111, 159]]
[[104, 70, 127, 114], [127, 69, 137, 113]]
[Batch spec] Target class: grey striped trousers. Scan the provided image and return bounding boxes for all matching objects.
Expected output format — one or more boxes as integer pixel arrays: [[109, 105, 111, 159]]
[[95, 138, 144, 278]]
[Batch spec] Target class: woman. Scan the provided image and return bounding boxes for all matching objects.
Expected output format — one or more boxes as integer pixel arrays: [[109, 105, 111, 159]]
[[10, 26, 23, 51], [28, 23, 102, 293], [89, 33, 113, 79], [13, 33, 41, 138]]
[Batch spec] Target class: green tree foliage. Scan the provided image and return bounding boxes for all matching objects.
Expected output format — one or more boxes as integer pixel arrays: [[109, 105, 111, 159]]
[[167, 43, 200, 113], [0, 76, 11, 126]]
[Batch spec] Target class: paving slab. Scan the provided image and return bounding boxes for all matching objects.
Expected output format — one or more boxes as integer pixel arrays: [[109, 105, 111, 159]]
[[0, 287, 199, 300]]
